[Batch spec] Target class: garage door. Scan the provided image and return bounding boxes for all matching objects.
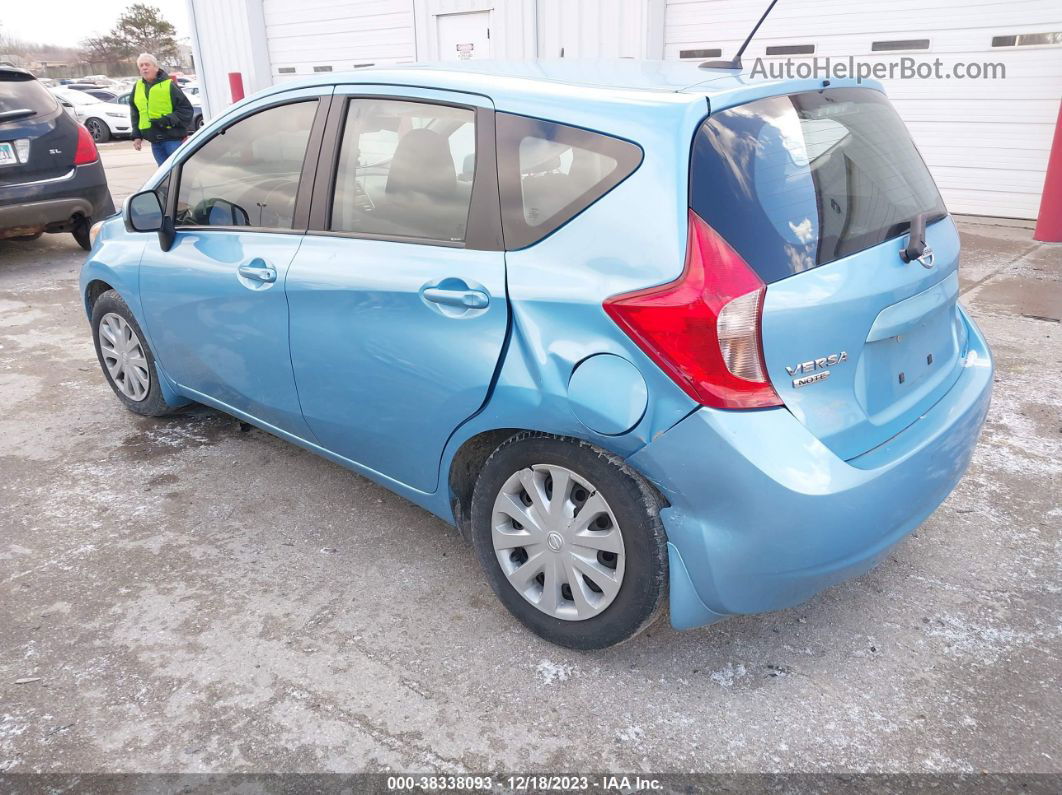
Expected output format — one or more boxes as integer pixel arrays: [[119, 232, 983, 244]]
[[665, 0, 1062, 219], [262, 0, 416, 81]]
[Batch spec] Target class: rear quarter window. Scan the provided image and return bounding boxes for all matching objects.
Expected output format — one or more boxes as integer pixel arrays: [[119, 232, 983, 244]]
[[690, 88, 946, 284], [496, 113, 642, 249]]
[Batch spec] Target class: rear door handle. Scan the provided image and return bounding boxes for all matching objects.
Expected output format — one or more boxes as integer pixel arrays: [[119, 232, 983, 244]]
[[422, 287, 489, 309], [237, 263, 277, 283]]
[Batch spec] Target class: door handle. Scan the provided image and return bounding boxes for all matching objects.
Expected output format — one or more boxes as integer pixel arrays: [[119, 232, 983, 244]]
[[422, 287, 489, 309], [237, 263, 277, 283]]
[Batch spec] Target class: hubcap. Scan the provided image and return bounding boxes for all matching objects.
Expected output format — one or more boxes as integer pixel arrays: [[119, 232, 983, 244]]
[[98, 312, 150, 401], [491, 464, 625, 621]]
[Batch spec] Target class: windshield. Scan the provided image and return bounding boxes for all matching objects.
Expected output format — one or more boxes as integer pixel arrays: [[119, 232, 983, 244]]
[[0, 72, 59, 118], [690, 88, 946, 284]]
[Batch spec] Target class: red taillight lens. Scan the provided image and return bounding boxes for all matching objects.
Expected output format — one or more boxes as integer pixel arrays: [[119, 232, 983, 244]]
[[603, 210, 782, 409], [73, 124, 98, 166]]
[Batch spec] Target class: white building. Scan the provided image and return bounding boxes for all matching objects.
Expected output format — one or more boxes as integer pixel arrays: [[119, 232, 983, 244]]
[[186, 0, 1062, 220]]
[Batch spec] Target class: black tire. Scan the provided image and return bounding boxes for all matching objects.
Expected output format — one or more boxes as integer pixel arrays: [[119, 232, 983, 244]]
[[90, 289, 182, 417], [72, 219, 92, 251], [470, 433, 668, 650], [195, 114, 204, 129], [85, 117, 110, 143]]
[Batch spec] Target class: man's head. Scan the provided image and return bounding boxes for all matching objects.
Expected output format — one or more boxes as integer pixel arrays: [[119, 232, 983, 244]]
[[137, 53, 160, 81]]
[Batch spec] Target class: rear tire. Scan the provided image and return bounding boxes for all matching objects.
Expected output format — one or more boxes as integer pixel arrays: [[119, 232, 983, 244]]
[[72, 219, 92, 251], [85, 117, 110, 143], [91, 289, 182, 417], [470, 433, 668, 649]]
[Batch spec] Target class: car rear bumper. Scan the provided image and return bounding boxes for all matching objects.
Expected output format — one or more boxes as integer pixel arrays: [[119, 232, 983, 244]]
[[0, 161, 114, 235], [627, 305, 993, 630]]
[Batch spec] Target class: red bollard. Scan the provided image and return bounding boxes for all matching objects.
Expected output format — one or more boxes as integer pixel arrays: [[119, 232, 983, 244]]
[[1034, 100, 1062, 242], [228, 72, 245, 103]]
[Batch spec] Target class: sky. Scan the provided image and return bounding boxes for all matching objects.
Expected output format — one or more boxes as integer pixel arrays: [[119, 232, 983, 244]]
[[0, 1, 190, 48]]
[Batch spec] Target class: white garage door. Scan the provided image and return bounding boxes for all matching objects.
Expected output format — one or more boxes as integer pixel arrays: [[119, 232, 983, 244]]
[[262, 0, 416, 81], [665, 0, 1062, 219]]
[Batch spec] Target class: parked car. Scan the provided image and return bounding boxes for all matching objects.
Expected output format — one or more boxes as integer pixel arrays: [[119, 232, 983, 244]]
[[79, 61, 993, 649], [73, 87, 122, 104], [51, 88, 131, 142], [1, 66, 114, 248]]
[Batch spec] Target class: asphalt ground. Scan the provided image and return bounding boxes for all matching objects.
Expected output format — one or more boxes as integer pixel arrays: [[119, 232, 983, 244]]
[[0, 141, 1059, 778]]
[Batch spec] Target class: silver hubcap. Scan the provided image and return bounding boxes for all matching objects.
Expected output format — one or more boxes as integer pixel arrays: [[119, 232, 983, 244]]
[[492, 464, 625, 621], [98, 312, 150, 401]]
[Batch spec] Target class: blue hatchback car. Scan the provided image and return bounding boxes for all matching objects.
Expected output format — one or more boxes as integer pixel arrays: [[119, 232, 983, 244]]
[[80, 61, 992, 649]]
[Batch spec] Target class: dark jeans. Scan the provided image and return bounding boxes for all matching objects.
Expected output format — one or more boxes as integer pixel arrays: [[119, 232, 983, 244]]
[[150, 138, 184, 166]]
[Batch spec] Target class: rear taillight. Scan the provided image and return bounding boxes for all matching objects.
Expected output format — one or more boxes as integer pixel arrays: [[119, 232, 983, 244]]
[[73, 124, 98, 166], [603, 210, 782, 410]]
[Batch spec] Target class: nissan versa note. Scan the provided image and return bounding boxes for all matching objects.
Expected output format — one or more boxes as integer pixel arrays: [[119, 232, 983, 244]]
[[79, 61, 992, 649]]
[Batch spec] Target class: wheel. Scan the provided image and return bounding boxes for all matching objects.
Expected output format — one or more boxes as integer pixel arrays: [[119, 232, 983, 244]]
[[85, 117, 110, 143], [195, 114, 204, 129], [72, 219, 92, 250], [90, 290, 182, 417], [470, 433, 668, 649]]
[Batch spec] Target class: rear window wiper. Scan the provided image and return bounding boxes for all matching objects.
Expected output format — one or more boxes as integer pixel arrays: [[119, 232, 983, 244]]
[[900, 212, 929, 262], [0, 108, 36, 123]]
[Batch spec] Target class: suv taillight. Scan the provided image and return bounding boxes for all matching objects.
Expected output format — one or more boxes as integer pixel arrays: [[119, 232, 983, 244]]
[[603, 210, 782, 410], [73, 124, 98, 165]]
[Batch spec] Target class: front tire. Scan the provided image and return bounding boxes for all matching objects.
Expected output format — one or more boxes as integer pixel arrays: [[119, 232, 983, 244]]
[[470, 433, 668, 649], [90, 289, 181, 417], [85, 117, 110, 143]]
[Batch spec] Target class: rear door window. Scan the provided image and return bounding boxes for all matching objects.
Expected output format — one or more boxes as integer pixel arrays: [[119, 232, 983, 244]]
[[330, 99, 476, 242], [496, 113, 642, 249], [690, 88, 946, 284]]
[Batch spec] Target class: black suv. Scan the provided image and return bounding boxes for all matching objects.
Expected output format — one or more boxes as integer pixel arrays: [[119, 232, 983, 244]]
[[1, 67, 114, 250]]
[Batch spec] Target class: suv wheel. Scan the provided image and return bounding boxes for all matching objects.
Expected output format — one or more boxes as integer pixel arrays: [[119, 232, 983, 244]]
[[85, 117, 110, 143], [90, 290, 182, 417], [470, 433, 668, 649], [72, 219, 92, 251]]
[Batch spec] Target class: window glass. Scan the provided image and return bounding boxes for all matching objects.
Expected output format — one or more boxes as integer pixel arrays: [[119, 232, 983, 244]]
[[0, 72, 59, 117], [496, 113, 643, 249], [331, 99, 475, 242], [175, 100, 316, 229], [690, 88, 946, 284]]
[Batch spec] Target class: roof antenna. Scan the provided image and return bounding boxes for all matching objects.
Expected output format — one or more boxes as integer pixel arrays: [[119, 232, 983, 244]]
[[700, 0, 780, 70]]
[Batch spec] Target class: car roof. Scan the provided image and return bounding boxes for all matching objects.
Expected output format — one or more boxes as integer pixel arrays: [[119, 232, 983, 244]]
[[260, 58, 880, 109]]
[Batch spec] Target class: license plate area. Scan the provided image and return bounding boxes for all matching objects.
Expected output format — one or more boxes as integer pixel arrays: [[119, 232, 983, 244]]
[[0, 142, 16, 166], [858, 305, 962, 419]]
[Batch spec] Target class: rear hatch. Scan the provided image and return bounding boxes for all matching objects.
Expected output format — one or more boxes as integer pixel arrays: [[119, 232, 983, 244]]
[[1, 70, 78, 183], [691, 87, 965, 460]]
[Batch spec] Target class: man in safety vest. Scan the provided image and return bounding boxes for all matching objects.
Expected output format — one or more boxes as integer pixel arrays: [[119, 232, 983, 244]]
[[130, 53, 194, 166]]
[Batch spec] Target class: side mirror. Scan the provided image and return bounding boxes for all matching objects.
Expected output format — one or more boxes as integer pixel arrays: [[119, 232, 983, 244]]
[[124, 189, 176, 251]]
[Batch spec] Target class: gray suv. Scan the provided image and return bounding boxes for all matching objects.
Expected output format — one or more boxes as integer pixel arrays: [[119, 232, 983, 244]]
[[1, 67, 114, 249]]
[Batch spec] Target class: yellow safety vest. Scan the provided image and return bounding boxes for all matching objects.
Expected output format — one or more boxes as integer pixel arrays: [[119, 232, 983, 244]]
[[133, 78, 174, 130]]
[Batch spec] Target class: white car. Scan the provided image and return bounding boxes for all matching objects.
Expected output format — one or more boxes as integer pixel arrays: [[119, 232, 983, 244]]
[[50, 88, 132, 142]]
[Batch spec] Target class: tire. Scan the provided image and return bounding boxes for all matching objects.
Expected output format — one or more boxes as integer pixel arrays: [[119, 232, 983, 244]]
[[195, 114, 204, 129], [470, 433, 668, 650], [85, 117, 110, 143], [90, 289, 182, 417], [72, 219, 92, 251]]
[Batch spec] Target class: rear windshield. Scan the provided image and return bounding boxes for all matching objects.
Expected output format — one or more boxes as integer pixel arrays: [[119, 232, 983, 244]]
[[690, 88, 946, 284], [0, 72, 59, 120]]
